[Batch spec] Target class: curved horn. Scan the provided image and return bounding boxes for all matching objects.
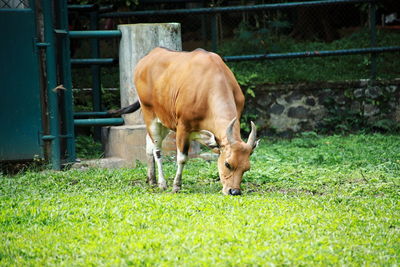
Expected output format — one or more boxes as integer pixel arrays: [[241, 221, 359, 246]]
[[226, 118, 237, 145], [247, 121, 257, 147]]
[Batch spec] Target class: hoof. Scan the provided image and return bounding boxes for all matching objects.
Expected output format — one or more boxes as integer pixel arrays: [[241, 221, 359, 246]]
[[158, 181, 168, 190], [172, 185, 181, 193], [147, 177, 157, 186]]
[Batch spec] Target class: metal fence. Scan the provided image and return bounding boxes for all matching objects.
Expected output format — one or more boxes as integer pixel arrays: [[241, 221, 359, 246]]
[[0, 0, 29, 8], [68, 0, 400, 119], [68, 0, 399, 86], [101, 0, 379, 50]]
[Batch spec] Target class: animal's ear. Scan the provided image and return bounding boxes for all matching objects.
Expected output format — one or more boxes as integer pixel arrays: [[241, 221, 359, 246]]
[[252, 139, 260, 151], [192, 130, 219, 153], [211, 147, 220, 154]]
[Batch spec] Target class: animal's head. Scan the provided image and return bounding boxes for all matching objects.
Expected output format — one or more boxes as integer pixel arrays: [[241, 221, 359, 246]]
[[196, 118, 259, 195], [218, 118, 258, 195]]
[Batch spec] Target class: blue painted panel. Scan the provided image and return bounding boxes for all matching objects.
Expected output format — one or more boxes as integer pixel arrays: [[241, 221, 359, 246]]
[[0, 9, 44, 160]]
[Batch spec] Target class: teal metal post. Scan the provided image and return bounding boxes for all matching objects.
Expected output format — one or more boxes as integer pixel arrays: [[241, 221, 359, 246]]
[[42, 0, 61, 170], [58, 0, 76, 163], [369, 1, 377, 80], [90, 9, 102, 140]]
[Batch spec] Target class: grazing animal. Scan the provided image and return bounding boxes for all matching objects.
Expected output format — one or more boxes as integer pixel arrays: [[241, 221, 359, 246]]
[[112, 47, 259, 195]]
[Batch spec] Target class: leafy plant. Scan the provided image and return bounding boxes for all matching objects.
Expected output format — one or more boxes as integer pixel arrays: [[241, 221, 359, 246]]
[[318, 85, 400, 134], [240, 111, 258, 135], [75, 135, 104, 159]]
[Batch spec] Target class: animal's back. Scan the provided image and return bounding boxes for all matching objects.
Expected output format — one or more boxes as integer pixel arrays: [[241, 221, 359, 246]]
[[134, 47, 244, 131]]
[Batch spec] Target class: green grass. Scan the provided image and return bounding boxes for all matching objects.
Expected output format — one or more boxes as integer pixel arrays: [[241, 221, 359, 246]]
[[1, 134, 399, 266]]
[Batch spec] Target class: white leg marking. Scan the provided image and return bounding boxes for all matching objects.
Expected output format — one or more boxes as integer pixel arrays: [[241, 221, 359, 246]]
[[145, 134, 156, 185], [146, 134, 155, 156], [172, 149, 188, 193], [148, 119, 169, 190], [154, 152, 167, 189]]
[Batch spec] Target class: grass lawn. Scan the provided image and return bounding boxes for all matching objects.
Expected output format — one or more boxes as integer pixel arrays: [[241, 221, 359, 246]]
[[1, 134, 399, 266]]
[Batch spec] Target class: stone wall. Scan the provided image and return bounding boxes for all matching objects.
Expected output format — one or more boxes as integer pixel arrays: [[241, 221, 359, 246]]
[[245, 79, 400, 136]]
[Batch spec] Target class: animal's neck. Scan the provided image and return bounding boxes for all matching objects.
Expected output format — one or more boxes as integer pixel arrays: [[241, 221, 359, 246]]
[[205, 91, 242, 146], [211, 118, 242, 148]]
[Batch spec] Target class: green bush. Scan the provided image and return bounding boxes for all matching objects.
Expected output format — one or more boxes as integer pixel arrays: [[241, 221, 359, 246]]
[[75, 135, 103, 159], [220, 28, 400, 84]]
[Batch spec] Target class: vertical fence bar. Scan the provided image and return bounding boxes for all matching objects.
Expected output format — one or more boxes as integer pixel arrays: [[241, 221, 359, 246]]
[[58, 0, 76, 163], [210, 13, 218, 52], [369, 0, 377, 80], [42, 0, 61, 170], [90, 9, 102, 140], [201, 0, 207, 47]]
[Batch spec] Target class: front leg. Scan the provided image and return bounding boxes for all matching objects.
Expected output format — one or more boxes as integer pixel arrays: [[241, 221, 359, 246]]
[[172, 149, 188, 193], [172, 128, 190, 193], [153, 147, 167, 190]]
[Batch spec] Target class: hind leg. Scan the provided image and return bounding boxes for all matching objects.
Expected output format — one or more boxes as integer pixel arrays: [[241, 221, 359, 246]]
[[147, 119, 169, 190], [145, 134, 156, 186]]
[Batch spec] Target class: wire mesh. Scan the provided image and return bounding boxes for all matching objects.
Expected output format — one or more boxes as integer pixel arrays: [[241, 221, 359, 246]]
[[165, 2, 397, 81], [69, 0, 399, 83], [0, 0, 29, 8]]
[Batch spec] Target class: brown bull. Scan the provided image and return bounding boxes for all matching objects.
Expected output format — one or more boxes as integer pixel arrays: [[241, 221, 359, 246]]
[[113, 47, 259, 195]]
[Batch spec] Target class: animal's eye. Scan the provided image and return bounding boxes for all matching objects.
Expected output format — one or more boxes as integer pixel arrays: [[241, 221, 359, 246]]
[[225, 161, 232, 170]]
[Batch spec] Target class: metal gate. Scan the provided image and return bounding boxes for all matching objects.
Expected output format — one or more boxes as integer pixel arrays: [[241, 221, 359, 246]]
[[0, 0, 44, 161], [0, 0, 120, 169]]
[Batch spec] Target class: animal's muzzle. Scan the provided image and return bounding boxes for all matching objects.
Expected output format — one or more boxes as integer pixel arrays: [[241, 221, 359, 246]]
[[228, 188, 242, 196]]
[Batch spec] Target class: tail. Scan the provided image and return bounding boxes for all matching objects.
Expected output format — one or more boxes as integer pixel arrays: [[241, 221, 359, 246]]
[[107, 100, 141, 117]]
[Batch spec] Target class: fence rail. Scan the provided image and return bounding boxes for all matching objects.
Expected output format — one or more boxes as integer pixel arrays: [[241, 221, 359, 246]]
[[100, 0, 374, 17], [70, 58, 117, 65], [223, 46, 400, 62], [69, 30, 121, 38], [74, 118, 124, 126], [71, 0, 399, 81]]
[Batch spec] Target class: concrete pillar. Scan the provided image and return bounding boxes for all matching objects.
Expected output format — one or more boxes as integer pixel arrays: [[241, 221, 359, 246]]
[[103, 23, 184, 166], [118, 23, 182, 125]]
